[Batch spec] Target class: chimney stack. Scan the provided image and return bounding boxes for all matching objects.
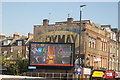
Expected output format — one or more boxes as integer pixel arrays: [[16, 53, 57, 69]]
[[43, 19, 49, 26], [28, 33, 33, 38], [0, 33, 5, 39], [67, 18, 73, 24], [13, 32, 20, 38]]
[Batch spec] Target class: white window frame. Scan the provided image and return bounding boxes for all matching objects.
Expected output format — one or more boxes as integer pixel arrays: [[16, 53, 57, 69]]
[[18, 41, 23, 46]]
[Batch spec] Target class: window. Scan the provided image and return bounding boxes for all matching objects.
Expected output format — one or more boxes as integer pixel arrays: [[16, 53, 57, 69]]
[[3, 51, 7, 56], [10, 47, 14, 52], [110, 58, 112, 61], [66, 29, 69, 31], [94, 56, 99, 67], [17, 41, 23, 46], [88, 41, 91, 48], [112, 58, 114, 70], [88, 37, 96, 49], [104, 58, 107, 68], [117, 50, 118, 56], [17, 50, 22, 58], [3, 40, 12, 46], [100, 57, 102, 67], [109, 58, 112, 70], [0, 51, 1, 56], [18, 50, 22, 53], [26, 46, 29, 51], [26, 54, 28, 59], [90, 55, 93, 66], [101, 40, 107, 52]]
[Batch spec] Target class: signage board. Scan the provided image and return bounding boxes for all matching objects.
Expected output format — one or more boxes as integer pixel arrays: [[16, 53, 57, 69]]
[[104, 71, 114, 78], [75, 67, 82, 75], [29, 42, 74, 67], [28, 66, 37, 69], [84, 68, 91, 75], [92, 71, 104, 77]]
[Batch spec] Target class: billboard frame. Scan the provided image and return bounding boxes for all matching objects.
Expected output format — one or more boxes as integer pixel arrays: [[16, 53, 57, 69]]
[[28, 42, 75, 70]]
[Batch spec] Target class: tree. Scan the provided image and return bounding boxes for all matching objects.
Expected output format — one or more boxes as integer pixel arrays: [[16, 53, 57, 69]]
[[5, 58, 29, 75]]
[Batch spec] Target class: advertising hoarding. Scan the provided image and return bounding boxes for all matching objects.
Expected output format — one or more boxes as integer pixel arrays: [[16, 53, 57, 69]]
[[29, 42, 74, 67]]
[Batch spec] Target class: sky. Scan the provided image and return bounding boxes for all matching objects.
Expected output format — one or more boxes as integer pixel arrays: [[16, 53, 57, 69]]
[[0, 1, 119, 36]]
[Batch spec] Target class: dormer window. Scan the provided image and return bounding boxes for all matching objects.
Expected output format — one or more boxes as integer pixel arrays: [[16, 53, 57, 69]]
[[17, 40, 23, 46], [3, 40, 12, 46]]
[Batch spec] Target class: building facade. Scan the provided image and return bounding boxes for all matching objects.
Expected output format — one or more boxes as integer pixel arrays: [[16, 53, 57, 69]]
[[1, 32, 33, 66], [110, 29, 120, 78], [0, 18, 119, 78], [33, 18, 111, 75], [118, 30, 120, 71]]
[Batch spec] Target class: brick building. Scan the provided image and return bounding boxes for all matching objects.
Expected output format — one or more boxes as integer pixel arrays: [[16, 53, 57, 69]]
[[33, 18, 111, 75], [1, 32, 33, 65], [111, 29, 120, 72]]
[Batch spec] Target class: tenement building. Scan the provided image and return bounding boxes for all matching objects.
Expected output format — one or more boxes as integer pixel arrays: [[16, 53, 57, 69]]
[[33, 18, 111, 78]]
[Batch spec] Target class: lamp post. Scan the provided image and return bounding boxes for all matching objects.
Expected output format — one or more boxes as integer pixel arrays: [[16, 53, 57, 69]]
[[78, 5, 86, 80]]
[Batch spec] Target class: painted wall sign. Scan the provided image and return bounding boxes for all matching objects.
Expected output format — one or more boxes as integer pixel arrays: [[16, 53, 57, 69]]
[[36, 31, 80, 47], [35, 30, 85, 55]]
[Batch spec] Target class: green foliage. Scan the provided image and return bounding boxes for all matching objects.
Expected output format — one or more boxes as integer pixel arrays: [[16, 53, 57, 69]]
[[18, 59, 29, 74], [5, 59, 29, 75]]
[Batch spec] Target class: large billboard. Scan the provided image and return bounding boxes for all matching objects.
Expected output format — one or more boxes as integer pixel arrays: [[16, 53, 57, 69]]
[[29, 42, 74, 67]]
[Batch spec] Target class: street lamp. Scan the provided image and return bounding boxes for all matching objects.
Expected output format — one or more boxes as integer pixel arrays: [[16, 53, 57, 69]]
[[78, 4, 86, 80]]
